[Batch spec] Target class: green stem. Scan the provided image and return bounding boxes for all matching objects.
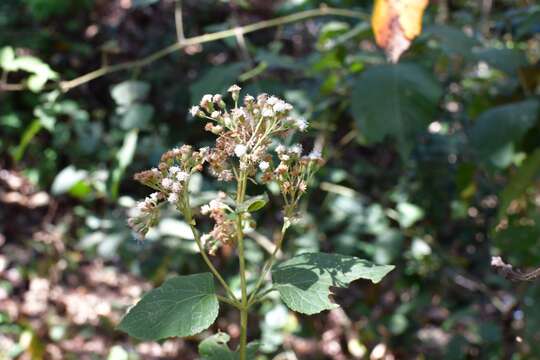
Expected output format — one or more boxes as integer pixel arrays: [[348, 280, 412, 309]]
[[236, 171, 249, 360], [247, 221, 288, 305], [182, 191, 239, 304]]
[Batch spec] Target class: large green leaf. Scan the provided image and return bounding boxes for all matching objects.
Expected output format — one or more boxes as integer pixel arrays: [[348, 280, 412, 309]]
[[271, 252, 394, 315], [351, 63, 442, 156], [470, 100, 539, 165], [117, 273, 219, 340], [198, 333, 259, 360], [498, 148, 540, 219]]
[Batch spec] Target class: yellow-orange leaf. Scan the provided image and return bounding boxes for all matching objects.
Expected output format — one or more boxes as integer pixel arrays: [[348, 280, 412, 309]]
[[371, 0, 429, 63]]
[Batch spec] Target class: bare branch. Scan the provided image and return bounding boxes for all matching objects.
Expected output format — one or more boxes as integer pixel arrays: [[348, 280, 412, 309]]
[[0, 6, 367, 93], [491, 256, 540, 281]]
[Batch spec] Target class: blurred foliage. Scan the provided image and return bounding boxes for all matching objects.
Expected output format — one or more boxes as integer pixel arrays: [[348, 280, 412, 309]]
[[1, 0, 540, 359]]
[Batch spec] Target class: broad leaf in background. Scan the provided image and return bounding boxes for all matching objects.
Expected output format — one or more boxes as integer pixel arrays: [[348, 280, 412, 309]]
[[372, 0, 429, 62], [351, 63, 442, 156], [110, 129, 138, 199], [111, 81, 150, 107], [198, 333, 259, 360], [117, 273, 219, 340], [474, 48, 528, 75], [51, 165, 88, 196], [498, 148, 540, 219], [190, 63, 245, 103], [272, 252, 394, 315], [424, 25, 479, 59], [470, 100, 539, 167]]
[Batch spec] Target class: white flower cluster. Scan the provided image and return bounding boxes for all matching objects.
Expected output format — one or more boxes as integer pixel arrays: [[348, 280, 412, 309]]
[[160, 166, 190, 205]]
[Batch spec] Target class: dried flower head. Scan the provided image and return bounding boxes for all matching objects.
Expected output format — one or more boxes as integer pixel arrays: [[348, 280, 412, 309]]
[[128, 85, 323, 241]]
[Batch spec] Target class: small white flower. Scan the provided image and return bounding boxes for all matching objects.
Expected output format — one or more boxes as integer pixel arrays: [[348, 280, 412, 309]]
[[228, 84, 241, 93], [199, 146, 210, 156], [234, 144, 248, 157], [201, 204, 211, 215], [149, 192, 160, 202], [189, 106, 200, 117], [201, 94, 213, 104], [262, 108, 275, 117], [209, 199, 225, 210], [201, 233, 212, 245], [161, 178, 173, 189], [212, 94, 222, 103], [169, 166, 181, 174], [259, 161, 270, 171], [309, 150, 322, 160], [266, 96, 279, 105], [290, 144, 303, 156], [172, 182, 182, 193], [211, 111, 221, 118], [295, 117, 308, 131], [275, 144, 287, 154], [273, 101, 288, 113], [176, 171, 189, 182], [136, 201, 147, 210], [167, 193, 178, 204]]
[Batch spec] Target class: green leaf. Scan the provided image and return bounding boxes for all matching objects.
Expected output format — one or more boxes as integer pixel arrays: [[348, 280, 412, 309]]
[[0, 46, 16, 71], [474, 48, 528, 74], [190, 63, 245, 103], [117, 273, 219, 341], [424, 25, 479, 58], [51, 165, 88, 195], [470, 100, 539, 165], [271, 252, 394, 315], [198, 333, 259, 360], [111, 81, 150, 106], [110, 129, 138, 199], [238, 193, 269, 213], [120, 104, 154, 130], [498, 148, 540, 219], [351, 63, 442, 156]]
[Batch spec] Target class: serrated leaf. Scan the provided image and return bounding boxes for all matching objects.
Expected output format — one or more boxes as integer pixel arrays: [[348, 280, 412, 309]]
[[272, 252, 394, 315], [198, 333, 259, 360], [118, 273, 219, 340], [498, 148, 540, 219], [351, 63, 442, 156], [470, 100, 539, 166]]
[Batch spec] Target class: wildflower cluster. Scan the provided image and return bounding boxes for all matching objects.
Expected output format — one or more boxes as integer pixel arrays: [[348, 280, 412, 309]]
[[128, 85, 323, 252], [190, 85, 310, 181], [128, 145, 208, 237]]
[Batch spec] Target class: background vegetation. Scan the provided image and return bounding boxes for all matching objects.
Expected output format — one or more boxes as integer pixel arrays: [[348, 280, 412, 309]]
[[1, 0, 540, 359]]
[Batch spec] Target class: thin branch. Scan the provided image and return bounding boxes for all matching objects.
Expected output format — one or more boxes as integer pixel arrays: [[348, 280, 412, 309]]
[[174, 0, 185, 43], [491, 256, 540, 281], [0, 6, 367, 93]]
